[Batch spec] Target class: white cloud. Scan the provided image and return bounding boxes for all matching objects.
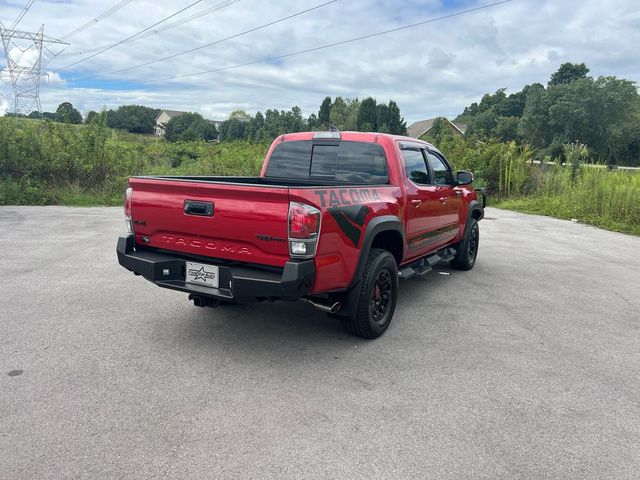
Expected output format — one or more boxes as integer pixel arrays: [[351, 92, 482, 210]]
[[0, 0, 638, 122], [0, 95, 8, 116], [44, 72, 64, 84]]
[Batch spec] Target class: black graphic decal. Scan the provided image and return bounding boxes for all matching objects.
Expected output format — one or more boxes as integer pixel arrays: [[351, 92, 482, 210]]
[[407, 224, 459, 251], [328, 205, 370, 247]]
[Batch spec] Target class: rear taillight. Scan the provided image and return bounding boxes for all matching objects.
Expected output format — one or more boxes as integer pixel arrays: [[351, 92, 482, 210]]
[[124, 187, 133, 234], [288, 202, 321, 258]]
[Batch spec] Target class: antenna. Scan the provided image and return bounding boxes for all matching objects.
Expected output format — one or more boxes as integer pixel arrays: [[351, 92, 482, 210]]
[[0, 25, 69, 116]]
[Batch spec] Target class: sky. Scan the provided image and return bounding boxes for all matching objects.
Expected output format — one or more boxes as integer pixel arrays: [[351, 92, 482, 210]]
[[1, 0, 639, 124]]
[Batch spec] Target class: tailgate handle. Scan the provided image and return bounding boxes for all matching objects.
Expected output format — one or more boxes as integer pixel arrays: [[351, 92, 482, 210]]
[[184, 200, 214, 217]]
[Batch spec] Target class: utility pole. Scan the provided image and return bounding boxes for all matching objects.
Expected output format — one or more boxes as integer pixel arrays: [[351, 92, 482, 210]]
[[0, 22, 68, 116]]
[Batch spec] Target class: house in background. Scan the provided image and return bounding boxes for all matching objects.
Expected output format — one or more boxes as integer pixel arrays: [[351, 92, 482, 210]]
[[407, 117, 467, 140], [155, 109, 224, 138], [154, 109, 186, 137]]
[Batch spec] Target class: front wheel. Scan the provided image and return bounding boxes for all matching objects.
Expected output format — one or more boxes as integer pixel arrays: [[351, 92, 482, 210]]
[[342, 249, 398, 339], [451, 218, 479, 270]]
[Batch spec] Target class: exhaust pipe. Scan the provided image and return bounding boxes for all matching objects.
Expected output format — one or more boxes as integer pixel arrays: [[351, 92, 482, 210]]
[[189, 294, 220, 308], [302, 298, 342, 314]]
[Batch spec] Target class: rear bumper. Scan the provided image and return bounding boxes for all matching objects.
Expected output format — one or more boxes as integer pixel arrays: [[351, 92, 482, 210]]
[[116, 235, 315, 303]]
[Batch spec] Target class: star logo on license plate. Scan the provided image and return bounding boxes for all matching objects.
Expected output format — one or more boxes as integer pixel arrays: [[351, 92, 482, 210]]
[[189, 266, 215, 282]]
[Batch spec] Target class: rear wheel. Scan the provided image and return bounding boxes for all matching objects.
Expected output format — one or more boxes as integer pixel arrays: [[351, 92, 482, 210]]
[[451, 218, 479, 270], [342, 249, 398, 339]]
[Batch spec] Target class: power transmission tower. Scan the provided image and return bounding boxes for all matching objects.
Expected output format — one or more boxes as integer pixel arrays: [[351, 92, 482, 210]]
[[0, 23, 68, 116]]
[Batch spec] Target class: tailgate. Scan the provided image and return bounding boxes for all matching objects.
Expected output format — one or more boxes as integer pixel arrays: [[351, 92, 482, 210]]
[[129, 177, 291, 267]]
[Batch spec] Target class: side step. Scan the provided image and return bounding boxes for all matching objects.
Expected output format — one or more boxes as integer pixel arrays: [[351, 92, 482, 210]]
[[398, 247, 456, 280]]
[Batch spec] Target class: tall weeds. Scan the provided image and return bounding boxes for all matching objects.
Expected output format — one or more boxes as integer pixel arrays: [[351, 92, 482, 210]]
[[434, 133, 640, 235], [0, 117, 268, 205]]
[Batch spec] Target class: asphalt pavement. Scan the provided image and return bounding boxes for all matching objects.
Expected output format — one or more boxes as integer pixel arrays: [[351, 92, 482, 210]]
[[1, 206, 639, 479]]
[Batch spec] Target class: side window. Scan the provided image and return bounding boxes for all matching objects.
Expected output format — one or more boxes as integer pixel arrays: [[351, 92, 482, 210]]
[[402, 149, 430, 185], [427, 152, 453, 185]]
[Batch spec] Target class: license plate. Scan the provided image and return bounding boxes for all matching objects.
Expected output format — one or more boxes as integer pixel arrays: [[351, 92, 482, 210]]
[[185, 262, 219, 288]]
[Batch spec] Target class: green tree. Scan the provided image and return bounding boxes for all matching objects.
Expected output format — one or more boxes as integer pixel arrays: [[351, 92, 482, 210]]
[[376, 103, 390, 133], [84, 111, 99, 124], [307, 113, 318, 130], [467, 110, 498, 138], [595, 76, 640, 164], [329, 97, 349, 130], [56, 102, 82, 124], [495, 116, 520, 142], [546, 78, 600, 150], [229, 109, 252, 122], [357, 97, 377, 131], [387, 100, 406, 135], [106, 105, 160, 133], [248, 111, 265, 140], [518, 83, 551, 149], [548, 62, 589, 86], [165, 112, 217, 142], [318, 96, 332, 127], [345, 98, 361, 131], [283, 106, 305, 133]]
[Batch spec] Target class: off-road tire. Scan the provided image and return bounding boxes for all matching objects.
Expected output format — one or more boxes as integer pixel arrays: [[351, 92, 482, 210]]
[[342, 249, 398, 339], [451, 218, 479, 271]]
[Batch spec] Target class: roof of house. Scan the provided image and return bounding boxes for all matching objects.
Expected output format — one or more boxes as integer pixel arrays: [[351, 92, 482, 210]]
[[155, 109, 187, 123], [407, 117, 467, 138], [407, 118, 437, 138], [454, 123, 468, 134]]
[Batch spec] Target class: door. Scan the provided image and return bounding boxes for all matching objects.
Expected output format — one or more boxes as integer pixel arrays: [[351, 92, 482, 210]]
[[426, 150, 462, 243], [400, 147, 448, 260]]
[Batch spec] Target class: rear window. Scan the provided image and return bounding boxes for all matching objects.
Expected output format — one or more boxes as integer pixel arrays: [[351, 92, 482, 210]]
[[265, 140, 388, 184]]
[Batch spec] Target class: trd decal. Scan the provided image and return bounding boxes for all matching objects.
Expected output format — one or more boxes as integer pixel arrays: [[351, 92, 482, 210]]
[[328, 205, 370, 247], [315, 188, 381, 207], [255, 234, 286, 243]]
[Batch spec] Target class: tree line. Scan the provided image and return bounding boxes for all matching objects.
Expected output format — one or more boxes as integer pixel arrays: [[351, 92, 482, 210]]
[[8, 103, 162, 134], [455, 63, 640, 166], [215, 96, 407, 142], [6, 95, 407, 143]]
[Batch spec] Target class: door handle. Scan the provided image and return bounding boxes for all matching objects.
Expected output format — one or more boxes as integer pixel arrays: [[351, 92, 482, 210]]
[[411, 199, 422, 207], [439, 197, 448, 204], [184, 200, 214, 217]]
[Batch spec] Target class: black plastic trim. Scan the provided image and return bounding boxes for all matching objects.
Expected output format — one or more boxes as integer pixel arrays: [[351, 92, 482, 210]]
[[116, 236, 315, 303], [348, 215, 404, 290], [466, 199, 484, 224]]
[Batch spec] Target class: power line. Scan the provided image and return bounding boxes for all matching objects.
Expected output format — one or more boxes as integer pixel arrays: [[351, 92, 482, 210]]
[[60, 0, 136, 40], [53, 0, 240, 59], [41, 0, 136, 69], [9, 0, 36, 31], [55, 0, 206, 72], [111, 0, 514, 85], [72, 0, 338, 81]]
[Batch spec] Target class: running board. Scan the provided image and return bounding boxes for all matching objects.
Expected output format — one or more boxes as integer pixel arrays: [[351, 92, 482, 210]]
[[398, 247, 456, 280]]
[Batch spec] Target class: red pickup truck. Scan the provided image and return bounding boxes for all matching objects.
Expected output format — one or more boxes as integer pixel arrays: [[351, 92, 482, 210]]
[[117, 130, 485, 338]]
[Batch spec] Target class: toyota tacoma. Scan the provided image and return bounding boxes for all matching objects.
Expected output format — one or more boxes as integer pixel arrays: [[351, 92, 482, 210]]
[[117, 130, 485, 338]]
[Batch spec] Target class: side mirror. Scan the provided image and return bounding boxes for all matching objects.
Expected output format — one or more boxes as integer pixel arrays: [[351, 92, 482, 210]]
[[456, 170, 473, 185]]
